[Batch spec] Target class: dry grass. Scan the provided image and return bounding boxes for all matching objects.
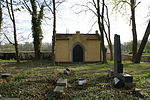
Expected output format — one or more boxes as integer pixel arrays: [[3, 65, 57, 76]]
[[0, 60, 150, 100]]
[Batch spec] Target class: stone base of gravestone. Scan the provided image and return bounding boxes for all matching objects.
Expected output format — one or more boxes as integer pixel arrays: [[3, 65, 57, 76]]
[[113, 73, 133, 82], [112, 73, 136, 88], [120, 73, 133, 83], [57, 79, 67, 88], [125, 82, 136, 89], [112, 77, 125, 88], [1, 73, 11, 79], [54, 86, 65, 93], [54, 79, 67, 93]]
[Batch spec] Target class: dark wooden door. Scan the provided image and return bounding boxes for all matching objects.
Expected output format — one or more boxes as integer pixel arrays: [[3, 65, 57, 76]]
[[73, 45, 83, 62]]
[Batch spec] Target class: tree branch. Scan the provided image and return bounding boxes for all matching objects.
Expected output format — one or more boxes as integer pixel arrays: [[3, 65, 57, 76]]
[[56, 0, 65, 9], [3, 33, 14, 45], [44, 0, 53, 14], [112, 0, 131, 12], [121, 0, 130, 5], [134, 1, 141, 9], [22, 0, 32, 14], [88, 20, 97, 33], [6, 0, 13, 21], [92, 0, 97, 10], [72, 4, 97, 16]]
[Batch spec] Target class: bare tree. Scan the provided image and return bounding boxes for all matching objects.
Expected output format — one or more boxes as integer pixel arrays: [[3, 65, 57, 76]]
[[5, 0, 20, 63], [97, 0, 107, 63], [104, 4, 113, 60], [130, 0, 139, 62], [22, 0, 44, 60], [112, 0, 150, 63], [44, 0, 65, 65], [52, 0, 56, 65], [134, 21, 150, 63], [0, 2, 2, 33]]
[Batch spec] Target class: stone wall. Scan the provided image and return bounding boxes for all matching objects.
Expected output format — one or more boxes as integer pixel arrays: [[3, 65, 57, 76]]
[[0, 52, 52, 60], [107, 53, 150, 62]]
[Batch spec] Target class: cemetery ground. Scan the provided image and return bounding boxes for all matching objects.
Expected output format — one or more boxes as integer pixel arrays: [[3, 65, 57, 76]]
[[0, 60, 150, 100]]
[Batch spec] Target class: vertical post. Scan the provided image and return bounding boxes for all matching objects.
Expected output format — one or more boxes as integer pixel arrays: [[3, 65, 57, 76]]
[[114, 34, 123, 74]]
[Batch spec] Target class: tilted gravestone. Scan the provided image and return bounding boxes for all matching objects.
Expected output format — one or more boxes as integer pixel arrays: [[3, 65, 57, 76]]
[[110, 34, 136, 88], [1, 73, 11, 79]]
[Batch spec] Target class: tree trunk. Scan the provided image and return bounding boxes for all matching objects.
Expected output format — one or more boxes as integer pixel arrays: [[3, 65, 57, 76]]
[[97, 0, 107, 63], [11, 0, 20, 63], [107, 24, 113, 60], [105, 4, 113, 60], [0, 3, 2, 32], [6, 0, 20, 63], [52, 0, 56, 65], [30, 0, 44, 60], [130, 0, 137, 62], [109, 43, 113, 60], [32, 12, 41, 59], [133, 21, 150, 63]]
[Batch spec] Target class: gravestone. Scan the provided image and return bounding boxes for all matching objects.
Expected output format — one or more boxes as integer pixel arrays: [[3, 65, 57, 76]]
[[54, 86, 65, 93], [77, 78, 87, 86], [64, 68, 70, 75], [57, 79, 67, 88], [54, 79, 67, 93], [110, 34, 135, 88], [114, 34, 123, 74], [1, 73, 11, 79]]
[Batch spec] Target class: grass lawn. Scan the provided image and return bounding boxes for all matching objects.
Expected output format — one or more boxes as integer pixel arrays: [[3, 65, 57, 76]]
[[142, 53, 150, 56], [0, 60, 150, 100], [124, 53, 150, 56]]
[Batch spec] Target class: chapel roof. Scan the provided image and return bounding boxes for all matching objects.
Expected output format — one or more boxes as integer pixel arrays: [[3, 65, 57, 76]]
[[56, 32, 101, 40]]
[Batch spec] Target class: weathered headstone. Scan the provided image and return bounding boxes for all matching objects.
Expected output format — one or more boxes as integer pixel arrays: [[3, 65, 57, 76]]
[[1, 73, 11, 79], [78, 78, 87, 86], [54, 86, 65, 93], [111, 34, 135, 88], [54, 79, 67, 93], [112, 77, 124, 88], [114, 34, 123, 74], [57, 79, 67, 88], [64, 68, 70, 75]]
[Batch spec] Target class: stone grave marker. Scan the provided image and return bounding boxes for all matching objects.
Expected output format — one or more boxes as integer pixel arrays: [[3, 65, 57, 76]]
[[54, 79, 67, 93], [54, 86, 65, 93], [57, 79, 67, 88], [1, 73, 11, 79], [114, 34, 123, 74], [64, 68, 71, 75], [110, 34, 136, 88], [78, 78, 87, 86]]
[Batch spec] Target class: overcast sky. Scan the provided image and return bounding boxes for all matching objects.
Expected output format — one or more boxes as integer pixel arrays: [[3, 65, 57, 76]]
[[2, 0, 150, 44]]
